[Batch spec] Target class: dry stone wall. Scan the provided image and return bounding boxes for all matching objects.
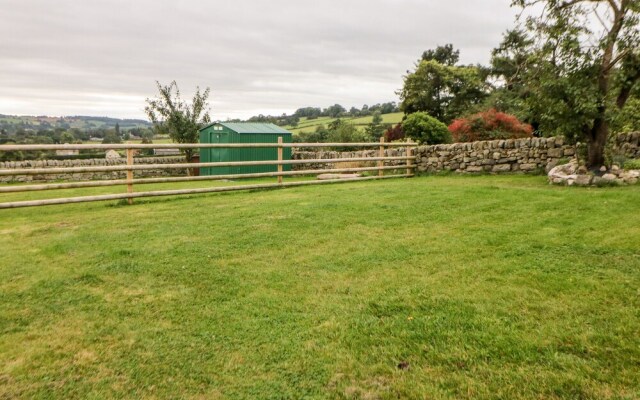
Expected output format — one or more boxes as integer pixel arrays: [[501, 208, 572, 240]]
[[293, 133, 639, 174], [613, 132, 640, 159], [0, 157, 186, 183], [414, 137, 574, 173], [2, 133, 638, 182], [292, 147, 410, 171], [292, 138, 573, 174]]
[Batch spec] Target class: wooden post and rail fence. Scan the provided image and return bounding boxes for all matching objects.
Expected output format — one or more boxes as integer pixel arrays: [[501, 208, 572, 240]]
[[0, 139, 416, 209]]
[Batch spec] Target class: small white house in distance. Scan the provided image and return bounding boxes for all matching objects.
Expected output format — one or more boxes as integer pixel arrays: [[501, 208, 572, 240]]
[[55, 149, 79, 156], [153, 148, 181, 156]]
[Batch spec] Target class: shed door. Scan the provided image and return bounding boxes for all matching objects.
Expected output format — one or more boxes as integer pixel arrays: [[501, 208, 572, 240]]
[[209, 131, 226, 175], [211, 132, 221, 163]]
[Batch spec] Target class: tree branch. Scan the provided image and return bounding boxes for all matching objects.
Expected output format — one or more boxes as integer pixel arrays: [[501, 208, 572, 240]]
[[616, 68, 640, 109], [558, 0, 608, 9], [607, 0, 620, 14], [604, 48, 631, 72]]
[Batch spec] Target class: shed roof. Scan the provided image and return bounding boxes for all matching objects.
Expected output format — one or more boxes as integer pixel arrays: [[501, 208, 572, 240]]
[[202, 122, 291, 134]]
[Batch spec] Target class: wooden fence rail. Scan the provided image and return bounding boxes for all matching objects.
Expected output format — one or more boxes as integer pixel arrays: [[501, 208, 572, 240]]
[[0, 142, 416, 151], [0, 139, 416, 209], [0, 157, 413, 176]]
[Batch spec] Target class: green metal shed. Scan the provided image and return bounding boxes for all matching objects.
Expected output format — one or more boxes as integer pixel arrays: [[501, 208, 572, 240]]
[[199, 122, 292, 176]]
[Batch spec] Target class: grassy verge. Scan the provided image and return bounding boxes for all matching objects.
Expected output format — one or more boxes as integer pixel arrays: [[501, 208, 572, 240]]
[[1, 176, 639, 399]]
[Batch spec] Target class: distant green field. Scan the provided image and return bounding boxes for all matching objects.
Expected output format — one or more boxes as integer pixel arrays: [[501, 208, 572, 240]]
[[285, 112, 404, 135], [80, 138, 174, 145], [124, 138, 174, 145]]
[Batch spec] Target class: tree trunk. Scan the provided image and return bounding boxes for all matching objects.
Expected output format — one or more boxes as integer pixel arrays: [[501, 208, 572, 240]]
[[185, 149, 193, 176], [587, 118, 608, 169]]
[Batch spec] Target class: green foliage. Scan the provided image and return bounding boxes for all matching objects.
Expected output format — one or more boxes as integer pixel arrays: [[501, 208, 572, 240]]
[[138, 130, 154, 156], [325, 103, 346, 118], [292, 124, 330, 147], [421, 43, 460, 66], [59, 131, 75, 144], [145, 81, 211, 162], [402, 112, 452, 144], [399, 58, 488, 123], [291, 120, 365, 150], [364, 111, 387, 141], [0, 115, 151, 136], [624, 159, 640, 170], [486, 29, 536, 124], [612, 97, 640, 133], [101, 131, 122, 144], [508, 0, 640, 167], [326, 119, 367, 149]]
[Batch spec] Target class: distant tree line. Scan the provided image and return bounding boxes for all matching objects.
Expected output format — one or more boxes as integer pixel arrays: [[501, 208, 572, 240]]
[[0, 123, 155, 161], [0, 115, 150, 136]]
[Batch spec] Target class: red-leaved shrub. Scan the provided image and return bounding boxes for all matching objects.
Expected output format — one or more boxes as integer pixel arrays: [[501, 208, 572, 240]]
[[384, 123, 405, 142], [448, 109, 533, 142]]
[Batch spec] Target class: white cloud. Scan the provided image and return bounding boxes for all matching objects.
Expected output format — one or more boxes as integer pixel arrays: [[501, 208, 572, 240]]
[[0, 0, 518, 119]]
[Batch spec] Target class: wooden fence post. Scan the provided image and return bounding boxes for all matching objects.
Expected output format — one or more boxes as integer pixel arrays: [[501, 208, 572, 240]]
[[406, 144, 413, 176], [277, 137, 283, 184], [378, 136, 385, 177], [0, 141, 417, 209], [126, 148, 134, 205]]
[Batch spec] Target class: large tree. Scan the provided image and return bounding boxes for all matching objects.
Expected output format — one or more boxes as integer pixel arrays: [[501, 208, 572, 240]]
[[512, 0, 640, 168], [486, 29, 536, 125], [145, 81, 211, 163], [399, 46, 489, 123]]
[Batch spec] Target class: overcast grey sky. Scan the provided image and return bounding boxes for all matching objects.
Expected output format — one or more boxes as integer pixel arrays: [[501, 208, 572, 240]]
[[0, 0, 518, 120]]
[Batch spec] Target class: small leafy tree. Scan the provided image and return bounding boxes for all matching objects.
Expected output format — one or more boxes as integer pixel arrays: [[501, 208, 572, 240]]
[[145, 81, 211, 163], [325, 104, 346, 118], [60, 131, 75, 144], [403, 112, 452, 144], [365, 111, 387, 141], [102, 131, 122, 144], [399, 59, 489, 123], [327, 120, 366, 150]]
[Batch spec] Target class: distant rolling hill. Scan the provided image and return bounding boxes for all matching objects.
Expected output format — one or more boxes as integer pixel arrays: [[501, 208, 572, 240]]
[[0, 114, 151, 133]]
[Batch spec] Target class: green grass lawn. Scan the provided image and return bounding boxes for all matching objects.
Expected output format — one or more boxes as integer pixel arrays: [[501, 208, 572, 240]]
[[1, 176, 639, 399]]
